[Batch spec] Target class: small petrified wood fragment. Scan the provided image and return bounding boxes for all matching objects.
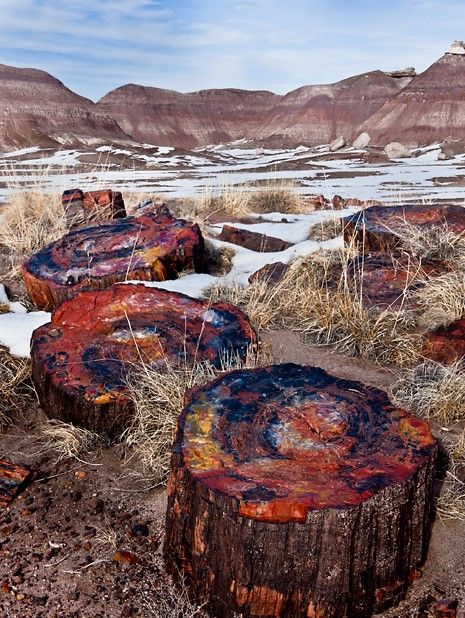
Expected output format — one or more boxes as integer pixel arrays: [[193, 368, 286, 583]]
[[62, 188, 126, 228], [248, 262, 290, 285], [343, 203, 465, 252], [343, 253, 451, 310], [165, 363, 437, 618], [0, 459, 33, 508], [22, 207, 204, 310], [219, 225, 293, 252], [423, 318, 465, 365], [31, 284, 257, 437]]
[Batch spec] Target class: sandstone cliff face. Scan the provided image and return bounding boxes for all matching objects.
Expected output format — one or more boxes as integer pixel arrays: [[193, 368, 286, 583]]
[[254, 71, 404, 147], [0, 64, 131, 151], [358, 54, 465, 147], [98, 85, 281, 149], [98, 71, 403, 149]]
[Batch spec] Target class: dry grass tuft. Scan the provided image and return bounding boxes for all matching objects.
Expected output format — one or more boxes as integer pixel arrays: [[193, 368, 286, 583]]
[[124, 351, 257, 486], [0, 189, 66, 279], [0, 347, 32, 425], [417, 270, 465, 328], [437, 430, 465, 521], [38, 420, 100, 462], [391, 360, 465, 424], [247, 181, 302, 214], [396, 222, 465, 261], [308, 217, 344, 241]]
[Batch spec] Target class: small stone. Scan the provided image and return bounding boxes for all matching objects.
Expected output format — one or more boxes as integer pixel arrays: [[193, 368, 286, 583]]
[[435, 598, 458, 617], [384, 141, 412, 159], [130, 523, 149, 538], [16, 593, 25, 601], [1, 584, 11, 594], [353, 132, 370, 149], [113, 550, 138, 565], [74, 471, 87, 480], [329, 136, 346, 152]]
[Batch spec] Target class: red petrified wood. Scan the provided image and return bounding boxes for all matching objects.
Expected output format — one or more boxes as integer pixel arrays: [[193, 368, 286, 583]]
[[343, 203, 465, 252], [22, 207, 205, 310], [0, 459, 33, 508], [165, 363, 437, 618], [62, 188, 126, 228], [423, 318, 465, 365], [31, 284, 257, 438], [219, 225, 293, 252]]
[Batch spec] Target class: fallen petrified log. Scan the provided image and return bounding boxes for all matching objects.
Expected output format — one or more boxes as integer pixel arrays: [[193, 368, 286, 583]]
[[165, 363, 437, 618], [31, 284, 257, 437], [219, 225, 293, 252], [423, 318, 465, 365], [0, 459, 33, 508], [343, 203, 465, 252], [22, 207, 205, 310], [248, 261, 290, 285], [343, 253, 451, 310], [62, 188, 126, 228]]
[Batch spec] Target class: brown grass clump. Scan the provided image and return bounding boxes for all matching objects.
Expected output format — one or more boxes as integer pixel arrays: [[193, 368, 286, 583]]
[[0, 347, 32, 425], [417, 270, 465, 328], [391, 360, 465, 424], [436, 430, 465, 521], [396, 222, 465, 261], [0, 189, 66, 279], [247, 181, 302, 214], [38, 420, 100, 462], [307, 217, 344, 241], [124, 351, 257, 486]]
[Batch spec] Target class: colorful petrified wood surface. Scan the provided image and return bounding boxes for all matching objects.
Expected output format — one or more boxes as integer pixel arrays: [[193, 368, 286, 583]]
[[344, 252, 450, 310], [423, 318, 465, 365], [178, 363, 436, 523], [31, 283, 257, 412], [0, 459, 33, 509], [343, 203, 465, 251], [22, 206, 204, 309]]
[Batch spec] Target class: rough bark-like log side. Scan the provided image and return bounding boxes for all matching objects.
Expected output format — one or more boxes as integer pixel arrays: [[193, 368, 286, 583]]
[[342, 253, 451, 310], [343, 203, 465, 252], [248, 262, 290, 285], [423, 318, 465, 365], [22, 207, 205, 310], [165, 363, 437, 618], [30, 284, 258, 438], [0, 459, 33, 508], [219, 225, 293, 252], [62, 188, 127, 229]]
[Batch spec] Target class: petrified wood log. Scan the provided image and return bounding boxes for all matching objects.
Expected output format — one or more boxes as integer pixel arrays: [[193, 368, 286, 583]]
[[0, 459, 33, 508], [248, 262, 290, 285], [219, 225, 293, 252], [343, 253, 451, 310], [62, 188, 126, 228], [22, 207, 205, 310], [31, 284, 257, 438], [165, 363, 437, 618], [343, 203, 465, 252], [423, 318, 465, 365]]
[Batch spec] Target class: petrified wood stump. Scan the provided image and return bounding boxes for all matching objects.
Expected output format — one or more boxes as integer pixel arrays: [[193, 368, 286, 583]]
[[343, 203, 465, 252], [0, 459, 33, 508], [423, 318, 465, 365], [62, 188, 126, 228], [343, 253, 450, 310], [22, 207, 204, 310], [31, 284, 257, 438], [219, 225, 293, 252], [165, 363, 437, 618]]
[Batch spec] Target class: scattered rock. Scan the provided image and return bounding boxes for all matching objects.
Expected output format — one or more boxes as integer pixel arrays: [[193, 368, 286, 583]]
[[62, 188, 126, 229], [440, 139, 465, 159], [384, 141, 412, 159], [384, 67, 417, 78], [423, 318, 465, 365], [22, 207, 205, 310], [112, 550, 138, 565], [446, 40, 465, 55], [434, 598, 458, 617], [361, 150, 389, 164], [248, 262, 290, 285], [352, 132, 370, 149], [332, 195, 346, 210], [329, 136, 346, 152], [129, 523, 149, 538], [0, 460, 33, 509], [31, 284, 258, 437], [218, 225, 293, 252]]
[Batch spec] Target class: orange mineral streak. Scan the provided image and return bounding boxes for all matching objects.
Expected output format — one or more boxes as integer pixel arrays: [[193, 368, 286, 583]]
[[239, 499, 308, 523]]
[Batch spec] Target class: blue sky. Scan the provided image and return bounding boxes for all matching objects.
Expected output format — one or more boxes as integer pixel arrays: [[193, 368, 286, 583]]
[[0, 0, 463, 100]]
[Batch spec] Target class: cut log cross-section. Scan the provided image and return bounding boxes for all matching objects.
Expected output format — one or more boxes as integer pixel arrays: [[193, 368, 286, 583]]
[[165, 363, 437, 618], [343, 203, 465, 252], [31, 284, 257, 438], [22, 206, 205, 310]]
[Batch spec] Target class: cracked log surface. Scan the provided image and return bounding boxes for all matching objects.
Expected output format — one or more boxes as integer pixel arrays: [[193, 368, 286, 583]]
[[31, 284, 257, 438], [22, 207, 204, 310], [165, 363, 437, 618], [343, 203, 465, 252]]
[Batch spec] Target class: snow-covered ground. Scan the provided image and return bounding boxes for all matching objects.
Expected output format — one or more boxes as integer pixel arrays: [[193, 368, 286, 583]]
[[1, 142, 465, 204]]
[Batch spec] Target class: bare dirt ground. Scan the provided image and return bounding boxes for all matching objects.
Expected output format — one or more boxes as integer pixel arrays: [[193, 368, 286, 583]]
[[0, 330, 463, 617]]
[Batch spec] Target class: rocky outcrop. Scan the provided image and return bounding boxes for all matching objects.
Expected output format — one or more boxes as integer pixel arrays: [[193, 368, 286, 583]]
[[97, 85, 280, 149], [0, 63, 131, 151], [359, 47, 465, 147]]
